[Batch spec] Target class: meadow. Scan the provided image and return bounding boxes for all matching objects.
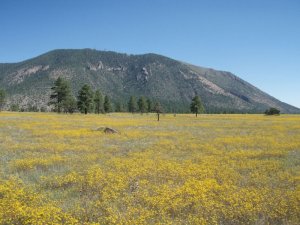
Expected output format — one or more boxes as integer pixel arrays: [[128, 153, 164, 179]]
[[0, 112, 299, 224]]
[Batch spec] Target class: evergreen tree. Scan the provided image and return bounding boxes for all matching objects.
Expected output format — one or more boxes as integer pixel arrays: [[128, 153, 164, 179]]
[[0, 89, 6, 111], [49, 77, 73, 113], [153, 101, 163, 121], [146, 98, 152, 113], [128, 96, 137, 113], [190, 95, 205, 117], [77, 84, 94, 114], [138, 96, 147, 114], [94, 90, 104, 114], [104, 95, 112, 113], [115, 102, 125, 112], [64, 95, 77, 113]]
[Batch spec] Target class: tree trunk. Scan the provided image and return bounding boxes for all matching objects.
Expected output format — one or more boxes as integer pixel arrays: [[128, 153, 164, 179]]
[[85, 108, 87, 114], [157, 113, 160, 121]]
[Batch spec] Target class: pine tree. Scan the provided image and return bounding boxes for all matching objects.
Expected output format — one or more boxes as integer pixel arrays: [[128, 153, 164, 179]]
[[115, 102, 124, 112], [146, 98, 152, 113], [0, 89, 6, 111], [49, 77, 73, 113], [190, 95, 205, 117], [64, 95, 77, 113], [104, 95, 112, 113], [153, 101, 163, 121], [128, 96, 137, 113], [138, 96, 147, 114], [77, 84, 94, 114], [94, 90, 104, 114]]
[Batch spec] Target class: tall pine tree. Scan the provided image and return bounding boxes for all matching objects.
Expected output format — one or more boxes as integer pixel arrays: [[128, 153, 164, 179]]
[[128, 96, 137, 113], [49, 77, 73, 113], [77, 84, 94, 114], [190, 95, 205, 117], [94, 90, 104, 114], [104, 95, 112, 113], [138, 96, 147, 114], [146, 98, 152, 113]]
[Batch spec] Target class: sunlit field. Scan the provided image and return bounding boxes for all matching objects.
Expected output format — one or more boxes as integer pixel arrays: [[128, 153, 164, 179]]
[[0, 112, 299, 224]]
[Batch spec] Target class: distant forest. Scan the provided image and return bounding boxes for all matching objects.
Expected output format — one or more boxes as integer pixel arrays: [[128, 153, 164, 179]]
[[0, 77, 278, 115], [1, 77, 237, 115]]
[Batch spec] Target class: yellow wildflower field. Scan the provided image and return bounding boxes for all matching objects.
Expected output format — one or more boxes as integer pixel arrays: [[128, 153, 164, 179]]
[[0, 112, 299, 224]]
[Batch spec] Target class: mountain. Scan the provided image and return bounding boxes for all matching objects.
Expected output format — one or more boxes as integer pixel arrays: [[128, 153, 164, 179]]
[[0, 49, 299, 113]]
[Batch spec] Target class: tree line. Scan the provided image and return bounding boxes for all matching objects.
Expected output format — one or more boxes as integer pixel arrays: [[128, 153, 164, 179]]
[[0, 81, 281, 116], [48, 77, 112, 114], [48, 77, 175, 117], [0, 77, 206, 117]]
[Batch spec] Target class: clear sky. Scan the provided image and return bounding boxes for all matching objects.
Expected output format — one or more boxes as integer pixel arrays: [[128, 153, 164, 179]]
[[1, 0, 299, 108]]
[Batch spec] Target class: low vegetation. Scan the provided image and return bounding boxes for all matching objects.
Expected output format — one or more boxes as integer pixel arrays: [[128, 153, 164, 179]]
[[265, 107, 280, 115], [0, 112, 299, 224]]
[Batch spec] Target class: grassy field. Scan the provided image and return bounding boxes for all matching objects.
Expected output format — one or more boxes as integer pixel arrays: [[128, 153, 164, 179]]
[[0, 112, 299, 224]]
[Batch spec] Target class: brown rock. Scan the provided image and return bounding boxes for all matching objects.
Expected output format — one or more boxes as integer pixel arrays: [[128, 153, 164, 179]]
[[103, 127, 119, 134]]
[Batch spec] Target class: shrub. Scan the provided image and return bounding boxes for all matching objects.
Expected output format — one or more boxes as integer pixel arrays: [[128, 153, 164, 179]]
[[265, 107, 280, 115]]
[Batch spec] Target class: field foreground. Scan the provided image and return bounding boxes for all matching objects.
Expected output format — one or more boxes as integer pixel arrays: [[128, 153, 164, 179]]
[[0, 112, 299, 224]]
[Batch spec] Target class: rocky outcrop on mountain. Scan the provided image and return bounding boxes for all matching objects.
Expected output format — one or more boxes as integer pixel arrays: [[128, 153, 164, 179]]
[[87, 61, 104, 71], [9, 65, 49, 84], [136, 67, 150, 84]]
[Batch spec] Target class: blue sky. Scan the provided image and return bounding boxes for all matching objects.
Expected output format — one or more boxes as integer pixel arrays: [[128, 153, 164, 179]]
[[1, 0, 299, 108]]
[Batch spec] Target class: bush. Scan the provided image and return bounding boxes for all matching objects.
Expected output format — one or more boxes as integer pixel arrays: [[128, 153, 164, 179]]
[[10, 104, 20, 112], [265, 107, 280, 115]]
